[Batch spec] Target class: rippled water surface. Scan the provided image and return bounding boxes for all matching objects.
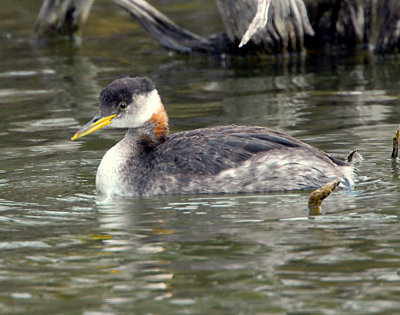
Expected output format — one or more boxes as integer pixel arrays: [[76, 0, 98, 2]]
[[2, 1, 400, 314]]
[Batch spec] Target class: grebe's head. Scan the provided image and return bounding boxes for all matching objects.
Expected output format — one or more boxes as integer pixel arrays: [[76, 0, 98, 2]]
[[71, 77, 168, 140]]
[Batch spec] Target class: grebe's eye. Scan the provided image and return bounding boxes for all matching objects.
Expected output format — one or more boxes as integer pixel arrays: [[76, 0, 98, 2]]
[[119, 102, 127, 109]]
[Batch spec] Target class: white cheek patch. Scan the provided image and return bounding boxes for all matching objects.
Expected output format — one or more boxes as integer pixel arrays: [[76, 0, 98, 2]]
[[110, 90, 161, 128]]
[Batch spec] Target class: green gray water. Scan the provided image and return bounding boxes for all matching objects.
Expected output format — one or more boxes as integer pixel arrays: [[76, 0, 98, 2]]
[[2, 1, 400, 314]]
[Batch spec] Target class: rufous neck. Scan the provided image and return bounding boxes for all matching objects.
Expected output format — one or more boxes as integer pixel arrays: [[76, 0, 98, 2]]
[[149, 103, 169, 139]]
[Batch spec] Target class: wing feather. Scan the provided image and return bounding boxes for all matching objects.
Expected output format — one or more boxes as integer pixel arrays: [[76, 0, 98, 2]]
[[149, 125, 335, 176]]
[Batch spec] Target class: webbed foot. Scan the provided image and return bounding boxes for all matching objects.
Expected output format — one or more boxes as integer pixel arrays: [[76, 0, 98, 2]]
[[308, 178, 342, 216]]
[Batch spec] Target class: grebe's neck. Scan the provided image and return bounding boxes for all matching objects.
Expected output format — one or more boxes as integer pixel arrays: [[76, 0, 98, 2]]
[[126, 103, 169, 153]]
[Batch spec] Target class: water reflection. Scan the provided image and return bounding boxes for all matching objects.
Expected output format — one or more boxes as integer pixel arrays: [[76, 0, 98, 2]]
[[2, 50, 400, 312], [82, 195, 400, 313]]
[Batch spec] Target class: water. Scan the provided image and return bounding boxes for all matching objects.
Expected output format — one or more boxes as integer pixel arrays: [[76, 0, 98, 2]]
[[1, 0, 400, 314]]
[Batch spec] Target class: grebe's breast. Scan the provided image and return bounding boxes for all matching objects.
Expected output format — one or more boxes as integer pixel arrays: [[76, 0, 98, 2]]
[[96, 139, 136, 196]]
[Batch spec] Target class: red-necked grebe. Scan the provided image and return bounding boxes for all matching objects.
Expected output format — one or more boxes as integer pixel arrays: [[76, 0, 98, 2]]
[[71, 77, 355, 197]]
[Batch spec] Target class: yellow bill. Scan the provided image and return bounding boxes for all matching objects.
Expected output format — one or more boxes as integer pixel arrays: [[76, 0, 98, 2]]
[[71, 113, 117, 140]]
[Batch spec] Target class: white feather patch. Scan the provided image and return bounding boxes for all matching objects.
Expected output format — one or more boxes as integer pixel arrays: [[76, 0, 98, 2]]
[[110, 89, 162, 128]]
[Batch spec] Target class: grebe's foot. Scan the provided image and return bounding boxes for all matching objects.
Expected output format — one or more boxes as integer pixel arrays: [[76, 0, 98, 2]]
[[308, 178, 342, 216], [347, 149, 363, 164], [391, 126, 400, 159]]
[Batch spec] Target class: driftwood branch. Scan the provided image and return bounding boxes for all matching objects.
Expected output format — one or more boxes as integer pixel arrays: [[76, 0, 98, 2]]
[[34, 0, 94, 38], [113, 0, 225, 54], [217, 0, 314, 54], [114, 0, 316, 55], [239, 0, 271, 48], [305, 0, 376, 49], [33, 0, 400, 56], [376, 0, 400, 55], [336, 0, 366, 46]]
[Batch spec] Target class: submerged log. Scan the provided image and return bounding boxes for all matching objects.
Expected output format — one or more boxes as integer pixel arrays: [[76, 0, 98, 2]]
[[34, 0, 94, 38]]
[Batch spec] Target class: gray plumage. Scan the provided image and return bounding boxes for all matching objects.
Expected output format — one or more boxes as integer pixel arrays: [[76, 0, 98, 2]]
[[97, 124, 353, 197]]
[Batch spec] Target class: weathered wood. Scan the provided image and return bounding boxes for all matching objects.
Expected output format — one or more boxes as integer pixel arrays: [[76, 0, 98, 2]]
[[376, 0, 400, 55], [217, 0, 314, 53], [112, 0, 228, 55], [239, 0, 271, 48], [34, 0, 94, 38], [304, 0, 376, 49], [114, 0, 314, 55], [33, 0, 400, 55]]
